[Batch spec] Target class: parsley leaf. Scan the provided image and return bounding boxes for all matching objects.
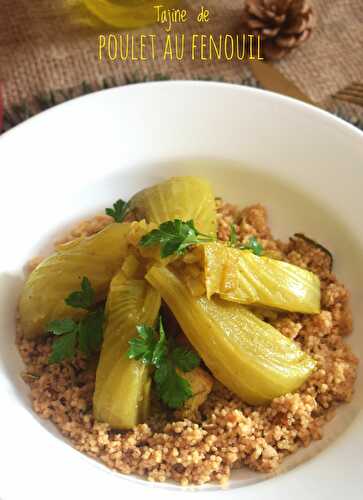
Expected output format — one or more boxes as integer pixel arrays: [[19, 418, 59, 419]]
[[48, 330, 77, 364], [47, 278, 104, 364], [65, 277, 95, 310], [128, 324, 159, 364], [139, 219, 215, 258], [127, 318, 200, 409], [241, 236, 263, 256], [229, 225, 263, 256], [171, 347, 200, 372], [152, 318, 168, 367], [79, 308, 104, 356], [229, 224, 238, 246], [154, 360, 193, 409], [47, 318, 77, 335], [105, 199, 130, 223]]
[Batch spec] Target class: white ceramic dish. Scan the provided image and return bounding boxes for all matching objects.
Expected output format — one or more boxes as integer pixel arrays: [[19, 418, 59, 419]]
[[0, 81, 362, 500]]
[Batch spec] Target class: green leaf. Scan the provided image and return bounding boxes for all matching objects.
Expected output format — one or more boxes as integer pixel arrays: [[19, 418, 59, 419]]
[[46, 318, 77, 336], [139, 219, 214, 258], [47, 278, 104, 365], [155, 361, 193, 409], [241, 236, 263, 256], [138, 228, 163, 247], [171, 346, 200, 372], [127, 324, 159, 364], [229, 224, 238, 247], [127, 318, 198, 409], [105, 199, 130, 223], [65, 276, 95, 310], [48, 331, 77, 364], [152, 317, 168, 367], [153, 358, 171, 386], [79, 308, 104, 356], [161, 238, 187, 258]]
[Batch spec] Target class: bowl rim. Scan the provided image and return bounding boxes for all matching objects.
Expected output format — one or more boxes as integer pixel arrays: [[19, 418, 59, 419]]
[[1, 80, 363, 145], [0, 80, 362, 500]]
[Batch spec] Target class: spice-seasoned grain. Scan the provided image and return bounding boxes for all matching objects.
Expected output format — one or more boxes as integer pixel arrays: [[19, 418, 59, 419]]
[[17, 200, 358, 485]]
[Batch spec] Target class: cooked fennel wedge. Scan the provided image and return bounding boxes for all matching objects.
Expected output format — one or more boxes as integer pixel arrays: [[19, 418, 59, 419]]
[[19, 223, 130, 338], [93, 269, 161, 429], [146, 266, 316, 405], [129, 176, 217, 236], [203, 243, 321, 314]]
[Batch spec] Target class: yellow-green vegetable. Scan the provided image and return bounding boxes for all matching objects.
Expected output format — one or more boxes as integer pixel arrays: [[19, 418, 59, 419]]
[[129, 176, 217, 236], [146, 266, 316, 405], [203, 243, 321, 314], [93, 270, 161, 429], [19, 223, 131, 338]]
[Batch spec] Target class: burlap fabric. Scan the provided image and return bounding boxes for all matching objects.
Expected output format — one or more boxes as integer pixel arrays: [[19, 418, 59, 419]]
[[0, 0, 362, 117]]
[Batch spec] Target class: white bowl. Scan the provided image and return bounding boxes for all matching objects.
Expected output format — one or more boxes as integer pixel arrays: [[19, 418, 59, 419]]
[[0, 82, 362, 500]]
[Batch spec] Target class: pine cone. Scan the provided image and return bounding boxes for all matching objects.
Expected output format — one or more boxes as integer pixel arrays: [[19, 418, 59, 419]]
[[241, 0, 315, 60]]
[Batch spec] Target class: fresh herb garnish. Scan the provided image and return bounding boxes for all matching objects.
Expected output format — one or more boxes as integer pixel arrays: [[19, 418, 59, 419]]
[[48, 328, 77, 364], [154, 360, 193, 409], [78, 308, 105, 357], [229, 224, 238, 246], [139, 219, 215, 258], [47, 277, 104, 364], [128, 318, 200, 409], [170, 346, 200, 372], [229, 224, 263, 256], [105, 199, 130, 223], [127, 324, 164, 365], [46, 318, 78, 335], [65, 276, 94, 309], [241, 236, 264, 256]]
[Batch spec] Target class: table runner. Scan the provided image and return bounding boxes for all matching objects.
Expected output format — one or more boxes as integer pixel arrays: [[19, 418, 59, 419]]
[[0, 0, 362, 131]]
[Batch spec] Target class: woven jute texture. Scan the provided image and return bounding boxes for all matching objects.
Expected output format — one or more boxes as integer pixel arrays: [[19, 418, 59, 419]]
[[0, 0, 362, 116]]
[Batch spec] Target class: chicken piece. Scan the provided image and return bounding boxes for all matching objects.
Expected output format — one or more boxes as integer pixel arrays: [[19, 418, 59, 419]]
[[177, 367, 213, 419]]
